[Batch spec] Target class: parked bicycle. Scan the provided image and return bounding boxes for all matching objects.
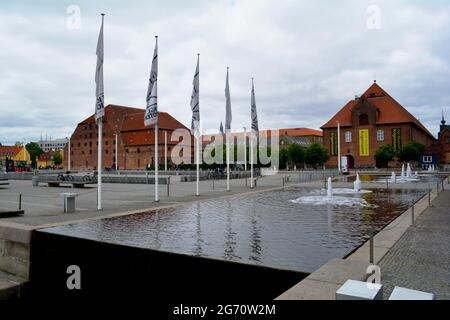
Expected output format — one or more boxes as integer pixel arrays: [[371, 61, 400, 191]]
[[57, 173, 74, 182], [83, 171, 98, 183]]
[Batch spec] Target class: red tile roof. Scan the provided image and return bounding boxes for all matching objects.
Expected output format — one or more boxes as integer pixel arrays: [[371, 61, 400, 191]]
[[0, 146, 22, 156], [321, 82, 435, 139], [79, 105, 144, 125], [38, 150, 57, 161], [121, 110, 189, 132]]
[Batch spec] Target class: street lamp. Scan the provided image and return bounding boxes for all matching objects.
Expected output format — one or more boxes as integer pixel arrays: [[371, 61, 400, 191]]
[[66, 137, 71, 172], [114, 134, 118, 172]]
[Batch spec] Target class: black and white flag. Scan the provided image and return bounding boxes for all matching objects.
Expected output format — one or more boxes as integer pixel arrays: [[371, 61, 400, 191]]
[[145, 37, 158, 126], [251, 78, 259, 133], [225, 68, 232, 132], [190, 55, 200, 134], [95, 14, 105, 121]]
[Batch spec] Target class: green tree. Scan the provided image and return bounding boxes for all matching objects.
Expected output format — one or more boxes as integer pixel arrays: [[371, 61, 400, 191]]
[[288, 144, 305, 166], [53, 152, 63, 166], [26, 142, 43, 168], [279, 148, 289, 170], [374, 144, 395, 168], [399, 141, 425, 163], [305, 143, 329, 169]]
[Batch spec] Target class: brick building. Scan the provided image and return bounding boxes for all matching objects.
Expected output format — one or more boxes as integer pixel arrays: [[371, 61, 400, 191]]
[[431, 113, 450, 166], [321, 82, 436, 169], [64, 105, 192, 171], [201, 128, 323, 148]]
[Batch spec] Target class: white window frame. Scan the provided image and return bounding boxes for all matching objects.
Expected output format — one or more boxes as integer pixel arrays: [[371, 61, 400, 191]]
[[345, 131, 352, 143], [377, 129, 385, 142], [423, 156, 433, 163]]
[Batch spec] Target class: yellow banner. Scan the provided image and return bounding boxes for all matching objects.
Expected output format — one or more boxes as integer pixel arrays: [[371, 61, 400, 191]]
[[359, 129, 370, 157]]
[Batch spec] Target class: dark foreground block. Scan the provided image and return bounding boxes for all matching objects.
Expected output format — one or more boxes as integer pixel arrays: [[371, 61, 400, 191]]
[[29, 230, 306, 302], [0, 210, 24, 218]]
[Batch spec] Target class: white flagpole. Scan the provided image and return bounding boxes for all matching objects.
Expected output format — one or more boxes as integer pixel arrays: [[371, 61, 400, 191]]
[[155, 122, 159, 202], [250, 131, 254, 188], [337, 121, 341, 174], [68, 137, 71, 171], [97, 120, 103, 210], [164, 131, 167, 172], [96, 13, 105, 211], [226, 132, 230, 192], [155, 36, 159, 202], [196, 53, 200, 196], [196, 131, 200, 196]]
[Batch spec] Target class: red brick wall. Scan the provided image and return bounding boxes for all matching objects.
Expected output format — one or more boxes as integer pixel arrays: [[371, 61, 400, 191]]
[[323, 123, 434, 168], [64, 109, 193, 171]]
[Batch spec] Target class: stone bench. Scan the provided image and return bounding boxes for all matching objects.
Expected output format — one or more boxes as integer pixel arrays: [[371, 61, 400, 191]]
[[388, 287, 434, 300], [336, 280, 383, 300]]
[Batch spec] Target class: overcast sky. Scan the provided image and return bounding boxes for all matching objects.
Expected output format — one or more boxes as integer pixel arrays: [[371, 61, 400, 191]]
[[1, 0, 450, 144]]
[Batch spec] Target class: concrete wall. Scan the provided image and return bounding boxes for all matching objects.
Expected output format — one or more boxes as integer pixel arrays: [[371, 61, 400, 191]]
[[0, 222, 33, 279]]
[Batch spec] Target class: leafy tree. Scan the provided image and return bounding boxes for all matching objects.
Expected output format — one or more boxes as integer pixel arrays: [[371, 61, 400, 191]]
[[374, 144, 395, 168], [399, 141, 425, 163], [305, 143, 329, 169], [26, 142, 43, 168], [279, 148, 289, 170], [287, 144, 305, 166], [53, 152, 63, 166]]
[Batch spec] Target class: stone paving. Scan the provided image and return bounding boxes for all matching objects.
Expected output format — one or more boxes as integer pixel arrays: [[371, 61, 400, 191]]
[[0, 172, 299, 226], [379, 190, 450, 300]]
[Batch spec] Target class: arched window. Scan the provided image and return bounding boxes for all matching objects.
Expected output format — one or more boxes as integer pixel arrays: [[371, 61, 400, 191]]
[[359, 114, 369, 125]]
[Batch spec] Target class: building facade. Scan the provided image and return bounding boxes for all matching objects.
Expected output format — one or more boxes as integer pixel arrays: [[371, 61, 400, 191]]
[[64, 105, 192, 171], [38, 138, 68, 152], [430, 113, 450, 167], [0, 145, 31, 171], [321, 82, 436, 169]]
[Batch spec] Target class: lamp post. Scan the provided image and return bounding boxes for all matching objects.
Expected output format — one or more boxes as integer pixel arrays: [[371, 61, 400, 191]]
[[114, 134, 118, 172], [243, 127, 247, 171], [67, 137, 71, 171]]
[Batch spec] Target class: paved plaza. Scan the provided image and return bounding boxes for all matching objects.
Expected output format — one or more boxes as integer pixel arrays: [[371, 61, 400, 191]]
[[379, 190, 450, 300], [0, 173, 298, 226]]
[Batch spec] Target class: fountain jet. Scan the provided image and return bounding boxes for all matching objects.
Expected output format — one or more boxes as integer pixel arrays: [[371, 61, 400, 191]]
[[407, 163, 412, 178], [354, 173, 362, 192], [327, 177, 333, 199], [390, 172, 396, 184]]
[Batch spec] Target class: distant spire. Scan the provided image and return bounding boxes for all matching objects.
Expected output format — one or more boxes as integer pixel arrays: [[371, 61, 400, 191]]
[[442, 109, 446, 125]]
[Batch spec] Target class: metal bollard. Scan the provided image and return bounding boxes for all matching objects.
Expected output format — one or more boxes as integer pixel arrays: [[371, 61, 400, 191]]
[[411, 202, 415, 225], [167, 178, 170, 197], [428, 189, 431, 206], [369, 229, 374, 264], [19, 194, 22, 210], [245, 177, 248, 187], [282, 177, 285, 189]]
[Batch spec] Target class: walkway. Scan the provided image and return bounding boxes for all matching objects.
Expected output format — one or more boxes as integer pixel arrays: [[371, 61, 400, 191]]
[[379, 190, 450, 300]]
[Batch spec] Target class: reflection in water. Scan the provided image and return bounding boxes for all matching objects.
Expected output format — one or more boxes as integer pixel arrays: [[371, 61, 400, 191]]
[[248, 201, 262, 263], [193, 202, 203, 256], [42, 187, 426, 273], [223, 199, 239, 260]]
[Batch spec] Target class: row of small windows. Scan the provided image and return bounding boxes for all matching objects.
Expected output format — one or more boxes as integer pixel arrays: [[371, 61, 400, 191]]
[[344, 130, 385, 143]]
